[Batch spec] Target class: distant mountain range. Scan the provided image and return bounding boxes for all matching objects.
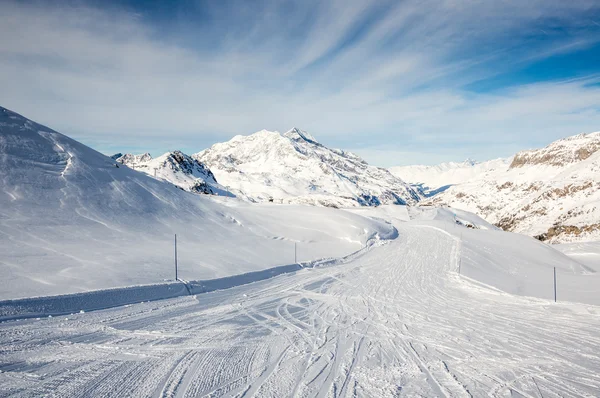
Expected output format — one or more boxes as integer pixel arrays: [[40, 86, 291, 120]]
[[116, 128, 420, 208], [389, 158, 511, 197], [391, 133, 600, 243], [111, 123, 600, 243]]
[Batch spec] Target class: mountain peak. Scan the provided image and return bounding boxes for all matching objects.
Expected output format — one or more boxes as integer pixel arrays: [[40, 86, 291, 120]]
[[510, 131, 600, 168], [115, 153, 152, 165], [195, 128, 420, 207], [283, 128, 319, 144], [114, 150, 228, 196]]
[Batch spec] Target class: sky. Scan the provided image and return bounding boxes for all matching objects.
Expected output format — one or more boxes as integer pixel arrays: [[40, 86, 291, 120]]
[[1, 0, 600, 166]]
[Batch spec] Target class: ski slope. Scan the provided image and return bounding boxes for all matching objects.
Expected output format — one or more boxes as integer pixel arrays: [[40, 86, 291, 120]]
[[2, 218, 600, 397], [2, 106, 600, 396]]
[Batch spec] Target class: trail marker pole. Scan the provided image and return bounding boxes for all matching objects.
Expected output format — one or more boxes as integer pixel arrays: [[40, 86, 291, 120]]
[[294, 242, 297, 263], [553, 267, 557, 302], [175, 234, 178, 281]]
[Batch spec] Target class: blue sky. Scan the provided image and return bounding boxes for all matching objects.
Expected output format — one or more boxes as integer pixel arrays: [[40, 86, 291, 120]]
[[1, 0, 600, 166]]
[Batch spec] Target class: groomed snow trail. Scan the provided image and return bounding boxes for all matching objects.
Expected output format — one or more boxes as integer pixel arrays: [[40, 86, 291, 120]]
[[2, 224, 600, 397]]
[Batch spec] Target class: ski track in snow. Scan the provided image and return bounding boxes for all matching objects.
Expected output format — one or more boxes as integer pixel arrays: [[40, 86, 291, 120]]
[[1, 223, 600, 397]]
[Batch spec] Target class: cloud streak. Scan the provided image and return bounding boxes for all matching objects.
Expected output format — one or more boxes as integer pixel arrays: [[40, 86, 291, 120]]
[[0, 0, 599, 165]]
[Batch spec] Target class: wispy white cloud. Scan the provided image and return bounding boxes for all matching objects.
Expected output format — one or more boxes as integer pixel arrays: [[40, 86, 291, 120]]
[[0, 0, 599, 165]]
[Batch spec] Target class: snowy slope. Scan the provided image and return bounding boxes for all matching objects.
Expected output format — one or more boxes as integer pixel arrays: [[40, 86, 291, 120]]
[[420, 133, 600, 243], [389, 158, 511, 195], [113, 151, 231, 196], [2, 213, 600, 397], [0, 106, 395, 299], [194, 128, 420, 207], [555, 240, 600, 271]]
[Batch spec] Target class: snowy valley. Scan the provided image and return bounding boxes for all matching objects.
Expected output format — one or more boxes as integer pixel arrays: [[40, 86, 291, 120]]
[[1, 106, 600, 397]]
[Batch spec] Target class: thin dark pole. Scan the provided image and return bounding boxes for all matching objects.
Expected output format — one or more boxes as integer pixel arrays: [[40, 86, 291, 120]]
[[175, 234, 178, 281], [554, 267, 557, 302]]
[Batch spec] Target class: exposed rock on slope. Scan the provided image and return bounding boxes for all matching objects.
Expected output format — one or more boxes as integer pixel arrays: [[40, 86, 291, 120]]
[[114, 151, 230, 196], [194, 128, 420, 207], [510, 133, 600, 168], [420, 132, 600, 243]]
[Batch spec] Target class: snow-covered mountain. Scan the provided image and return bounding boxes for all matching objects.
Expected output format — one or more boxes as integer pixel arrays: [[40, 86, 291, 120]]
[[420, 132, 600, 243], [0, 106, 395, 299], [111, 152, 152, 164], [389, 158, 511, 196], [194, 128, 421, 207], [113, 151, 230, 196]]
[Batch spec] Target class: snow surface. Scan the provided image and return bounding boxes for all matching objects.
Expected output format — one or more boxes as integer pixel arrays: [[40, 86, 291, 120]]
[[194, 128, 420, 207], [556, 240, 600, 271], [0, 107, 394, 299], [2, 215, 600, 397]]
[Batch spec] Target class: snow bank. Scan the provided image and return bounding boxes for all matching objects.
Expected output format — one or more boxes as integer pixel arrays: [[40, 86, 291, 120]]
[[0, 282, 189, 321], [0, 229, 392, 321], [417, 220, 600, 305]]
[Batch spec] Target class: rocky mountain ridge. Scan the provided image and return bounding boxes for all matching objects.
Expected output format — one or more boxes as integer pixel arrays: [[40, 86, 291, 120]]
[[509, 132, 600, 168], [404, 132, 600, 243], [114, 151, 229, 196]]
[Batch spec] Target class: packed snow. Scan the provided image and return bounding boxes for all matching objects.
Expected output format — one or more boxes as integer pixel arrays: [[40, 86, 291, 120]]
[[2, 215, 600, 397]]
